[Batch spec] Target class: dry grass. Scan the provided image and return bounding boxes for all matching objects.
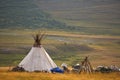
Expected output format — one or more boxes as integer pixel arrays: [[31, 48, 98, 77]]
[[0, 67, 120, 80]]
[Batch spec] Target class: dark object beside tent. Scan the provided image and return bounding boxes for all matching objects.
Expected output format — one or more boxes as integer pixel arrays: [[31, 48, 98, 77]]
[[12, 66, 25, 72]]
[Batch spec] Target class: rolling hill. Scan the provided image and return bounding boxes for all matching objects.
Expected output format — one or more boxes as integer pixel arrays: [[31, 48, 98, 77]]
[[36, 0, 120, 35], [0, 0, 120, 67], [0, 0, 120, 35], [0, 0, 72, 30]]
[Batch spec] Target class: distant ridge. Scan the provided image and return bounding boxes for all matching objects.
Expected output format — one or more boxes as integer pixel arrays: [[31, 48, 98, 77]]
[[0, 0, 70, 30], [0, 0, 120, 35], [35, 0, 120, 35]]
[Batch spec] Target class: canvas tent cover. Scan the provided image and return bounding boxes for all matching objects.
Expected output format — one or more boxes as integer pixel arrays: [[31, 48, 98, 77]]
[[19, 46, 57, 72]]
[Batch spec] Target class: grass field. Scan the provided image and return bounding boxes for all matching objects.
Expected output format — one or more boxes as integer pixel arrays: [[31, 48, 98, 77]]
[[0, 29, 120, 67], [0, 67, 120, 80]]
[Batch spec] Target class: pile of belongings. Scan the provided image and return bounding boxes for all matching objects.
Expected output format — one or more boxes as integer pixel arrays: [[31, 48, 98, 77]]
[[12, 66, 25, 72]]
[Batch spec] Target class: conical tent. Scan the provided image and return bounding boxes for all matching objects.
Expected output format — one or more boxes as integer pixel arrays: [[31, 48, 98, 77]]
[[18, 33, 57, 72]]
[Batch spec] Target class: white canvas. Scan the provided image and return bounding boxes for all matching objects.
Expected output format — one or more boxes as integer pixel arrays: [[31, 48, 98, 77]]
[[18, 46, 57, 72]]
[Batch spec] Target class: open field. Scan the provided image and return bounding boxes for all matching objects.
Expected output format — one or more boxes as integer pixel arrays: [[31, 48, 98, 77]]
[[0, 67, 120, 80], [0, 29, 120, 67]]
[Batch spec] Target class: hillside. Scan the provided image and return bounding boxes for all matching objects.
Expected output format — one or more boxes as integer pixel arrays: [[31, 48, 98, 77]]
[[36, 0, 120, 35], [0, 30, 120, 67], [0, 0, 120, 35], [0, 0, 120, 67], [0, 0, 71, 30]]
